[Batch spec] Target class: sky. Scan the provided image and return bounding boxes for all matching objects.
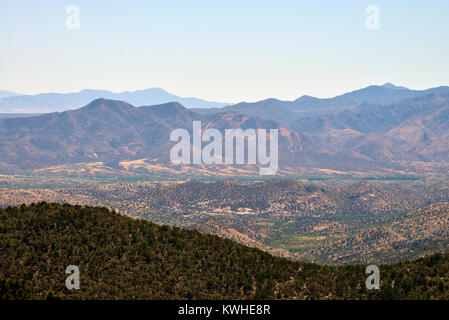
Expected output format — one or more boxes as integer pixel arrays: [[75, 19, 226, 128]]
[[0, 0, 448, 103]]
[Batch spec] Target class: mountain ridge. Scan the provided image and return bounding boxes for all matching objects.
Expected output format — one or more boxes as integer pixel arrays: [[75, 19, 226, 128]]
[[0, 99, 336, 171], [1, 85, 449, 177], [193, 84, 449, 124], [0, 88, 229, 113]]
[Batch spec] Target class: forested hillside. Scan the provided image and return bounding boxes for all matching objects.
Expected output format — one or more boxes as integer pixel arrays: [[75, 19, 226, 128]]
[[1, 203, 448, 300]]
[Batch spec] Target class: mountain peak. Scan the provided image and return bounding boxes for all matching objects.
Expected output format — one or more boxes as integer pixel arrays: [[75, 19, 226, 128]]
[[147, 101, 186, 109], [382, 83, 409, 90], [79, 98, 136, 112], [295, 95, 320, 102]]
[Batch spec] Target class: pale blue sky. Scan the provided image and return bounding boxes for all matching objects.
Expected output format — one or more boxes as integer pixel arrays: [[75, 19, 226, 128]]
[[1, 0, 448, 102]]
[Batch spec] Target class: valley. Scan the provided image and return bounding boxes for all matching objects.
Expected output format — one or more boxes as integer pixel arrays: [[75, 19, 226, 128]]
[[1, 178, 448, 265]]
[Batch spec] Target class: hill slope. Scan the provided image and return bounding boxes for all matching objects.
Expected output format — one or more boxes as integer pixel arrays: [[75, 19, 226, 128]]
[[0, 98, 346, 172], [1, 203, 449, 300]]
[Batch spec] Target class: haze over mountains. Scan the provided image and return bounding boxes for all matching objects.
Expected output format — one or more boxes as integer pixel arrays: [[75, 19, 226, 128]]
[[0, 91, 19, 100], [0, 88, 229, 113], [194, 83, 449, 124], [0, 83, 448, 178], [2, 82, 444, 115], [2, 83, 449, 279]]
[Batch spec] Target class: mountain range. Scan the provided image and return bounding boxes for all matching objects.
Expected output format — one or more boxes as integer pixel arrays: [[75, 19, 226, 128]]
[[0, 98, 328, 171], [193, 83, 449, 123], [0, 83, 449, 177], [0, 88, 229, 113]]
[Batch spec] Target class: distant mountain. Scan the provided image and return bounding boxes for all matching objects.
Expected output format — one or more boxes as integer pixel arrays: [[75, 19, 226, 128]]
[[0, 91, 19, 100], [0, 88, 228, 113], [290, 90, 449, 163], [193, 84, 449, 125], [0, 113, 40, 119]]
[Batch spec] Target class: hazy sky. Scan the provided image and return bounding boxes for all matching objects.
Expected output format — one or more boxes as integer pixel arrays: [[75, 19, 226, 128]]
[[1, 0, 448, 102]]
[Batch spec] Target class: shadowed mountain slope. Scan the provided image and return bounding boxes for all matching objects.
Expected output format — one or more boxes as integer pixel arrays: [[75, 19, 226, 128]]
[[0, 99, 343, 171]]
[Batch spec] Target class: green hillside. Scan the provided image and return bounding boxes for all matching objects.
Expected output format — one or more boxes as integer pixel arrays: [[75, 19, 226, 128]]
[[1, 202, 448, 300]]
